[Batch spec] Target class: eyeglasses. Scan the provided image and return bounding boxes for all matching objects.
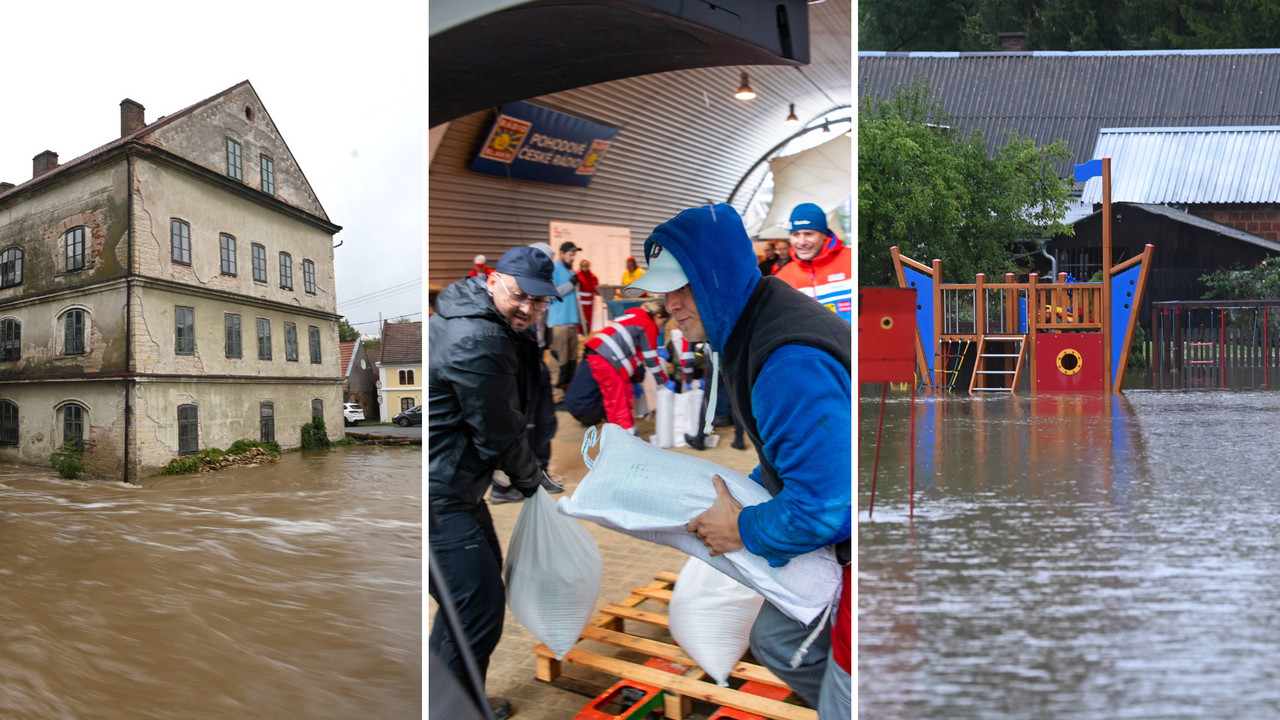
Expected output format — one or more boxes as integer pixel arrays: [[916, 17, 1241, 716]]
[[496, 274, 549, 310]]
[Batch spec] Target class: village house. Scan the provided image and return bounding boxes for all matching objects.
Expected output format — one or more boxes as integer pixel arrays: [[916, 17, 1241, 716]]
[[376, 320, 421, 422], [0, 80, 343, 480]]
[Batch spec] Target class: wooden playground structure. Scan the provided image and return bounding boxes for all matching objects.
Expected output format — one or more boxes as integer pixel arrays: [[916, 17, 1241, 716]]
[[891, 157, 1154, 396]]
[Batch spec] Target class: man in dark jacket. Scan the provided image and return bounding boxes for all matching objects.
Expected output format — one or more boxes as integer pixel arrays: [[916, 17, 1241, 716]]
[[624, 204, 851, 718], [428, 246, 561, 719]]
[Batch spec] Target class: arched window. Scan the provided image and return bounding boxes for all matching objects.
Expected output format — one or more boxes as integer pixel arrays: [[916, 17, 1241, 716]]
[[64, 227, 86, 272], [178, 404, 198, 455], [0, 318, 20, 361], [61, 402, 86, 452], [399, 369, 414, 385], [311, 399, 323, 423], [260, 402, 275, 443], [279, 252, 293, 290], [0, 400, 18, 445], [303, 259, 316, 294], [0, 247, 23, 288], [62, 308, 87, 355]]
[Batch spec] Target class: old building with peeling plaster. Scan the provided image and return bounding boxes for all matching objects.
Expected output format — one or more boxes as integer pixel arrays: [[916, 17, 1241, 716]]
[[0, 81, 343, 480]]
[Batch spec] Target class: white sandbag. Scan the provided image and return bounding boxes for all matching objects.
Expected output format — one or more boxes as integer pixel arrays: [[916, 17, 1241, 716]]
[[558, 423, 841, 625], [653, 386, 675, 448], [669, 556, 764, 686], [672, 388, 703, 448], [504, 486, 603, 660]]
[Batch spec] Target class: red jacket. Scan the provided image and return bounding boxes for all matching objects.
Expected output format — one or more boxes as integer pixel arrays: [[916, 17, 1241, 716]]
[[577, 270, 599, 331], [585, 308, 667, 383], [773, 234, 853, 322]]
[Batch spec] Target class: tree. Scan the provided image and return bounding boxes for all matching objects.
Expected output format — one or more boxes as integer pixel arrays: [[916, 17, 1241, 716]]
[[859, 82, 1074, 286], [338, 317, 361, 343]]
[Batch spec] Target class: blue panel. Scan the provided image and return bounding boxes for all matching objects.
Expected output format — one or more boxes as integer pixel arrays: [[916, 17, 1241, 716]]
[[1110, 263, 1143, 383], [469, 101, 620, 187], [903, 267, 935, 371]]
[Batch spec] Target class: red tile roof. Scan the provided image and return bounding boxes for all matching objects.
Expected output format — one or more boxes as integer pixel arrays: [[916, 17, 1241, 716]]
[[339, 342, 358, 377]]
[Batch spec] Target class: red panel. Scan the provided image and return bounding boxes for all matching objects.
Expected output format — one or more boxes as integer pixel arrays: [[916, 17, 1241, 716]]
[[1035, 333, 1104, 392], [859, 288, 917, 383]]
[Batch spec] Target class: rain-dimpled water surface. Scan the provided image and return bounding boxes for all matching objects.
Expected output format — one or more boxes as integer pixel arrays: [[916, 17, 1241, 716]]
[[859, 389, 1280, 719], [0, 445, 421, 720]]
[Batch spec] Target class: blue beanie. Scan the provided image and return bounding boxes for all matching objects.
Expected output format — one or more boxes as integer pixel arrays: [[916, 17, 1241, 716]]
[[788, 203, 829, 235]]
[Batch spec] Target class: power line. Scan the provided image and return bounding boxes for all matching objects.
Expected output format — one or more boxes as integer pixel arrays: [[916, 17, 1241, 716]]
[[337, 278, 423, 310]]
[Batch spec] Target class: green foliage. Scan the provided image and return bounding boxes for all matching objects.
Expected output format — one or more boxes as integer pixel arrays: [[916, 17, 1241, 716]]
[[1200, 257, 1280, 301], [858, 81, 1074, 286], [50, 442, 84, 480], [226, 439, 281, 457], [333, 435, 359, 447], [157, 455, 204, 476], [859, 0, 1280, 52], [300, 416, 331, 450], [338, 317, 362, 343]]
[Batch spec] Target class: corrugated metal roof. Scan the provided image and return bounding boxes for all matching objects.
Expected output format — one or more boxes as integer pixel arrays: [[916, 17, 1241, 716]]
[[858, 50, 1280, 175], [1080, 127, 1280, 204]]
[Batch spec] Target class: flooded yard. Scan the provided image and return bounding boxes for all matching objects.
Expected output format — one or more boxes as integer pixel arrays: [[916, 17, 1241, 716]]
[[859, 389, 1280, 719], [0, 445, 421, 720]]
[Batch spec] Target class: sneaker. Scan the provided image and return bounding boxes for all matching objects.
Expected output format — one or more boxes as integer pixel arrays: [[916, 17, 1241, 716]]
[[540, 472, 565, 494], [488, 485, 525, 505], [488, 697, 512, 719], [684, 433, 706, 451]]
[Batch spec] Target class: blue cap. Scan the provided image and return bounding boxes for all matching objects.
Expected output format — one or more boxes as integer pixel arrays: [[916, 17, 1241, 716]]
[[494, 246, 561, 298], [788, 203, 829, 235]]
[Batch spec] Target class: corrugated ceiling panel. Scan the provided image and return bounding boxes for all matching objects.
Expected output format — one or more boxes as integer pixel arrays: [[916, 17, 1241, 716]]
[[430, 2, 852, 289]]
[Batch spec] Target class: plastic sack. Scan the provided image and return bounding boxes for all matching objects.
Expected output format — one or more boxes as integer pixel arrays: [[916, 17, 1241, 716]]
[[669, 556, 764, 686], [652, 386, 676, 448], [672, 388, 703, 447], [504, 486, 603, 660], [558, 423, 841, 625]]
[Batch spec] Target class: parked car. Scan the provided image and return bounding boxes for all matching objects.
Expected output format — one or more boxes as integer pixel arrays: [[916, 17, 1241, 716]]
[[393, 405, 422, 427], [343, 402, 365, 426]]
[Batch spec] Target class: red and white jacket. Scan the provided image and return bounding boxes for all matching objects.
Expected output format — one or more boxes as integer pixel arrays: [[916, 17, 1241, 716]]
[[773, 234, 853, 322], [585, 308, 667, 383]]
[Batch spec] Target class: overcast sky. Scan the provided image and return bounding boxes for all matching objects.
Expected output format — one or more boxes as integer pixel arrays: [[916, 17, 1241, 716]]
[[4, 2, 425, 336]]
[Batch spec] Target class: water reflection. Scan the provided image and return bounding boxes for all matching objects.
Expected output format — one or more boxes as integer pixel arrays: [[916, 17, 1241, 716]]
[[859, 389, 1280, 719], [0, 446, 421, 720]]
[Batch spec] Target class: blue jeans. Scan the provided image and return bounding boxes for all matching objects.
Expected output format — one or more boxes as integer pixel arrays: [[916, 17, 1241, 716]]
[[428, 500, 505, 687]]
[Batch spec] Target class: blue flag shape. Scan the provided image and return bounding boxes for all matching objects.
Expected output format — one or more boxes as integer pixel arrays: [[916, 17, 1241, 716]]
[[1074, 158, 1103, 182]]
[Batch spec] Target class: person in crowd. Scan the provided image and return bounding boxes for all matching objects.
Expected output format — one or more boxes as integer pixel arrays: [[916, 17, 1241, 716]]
[[620, 255, 647, 298], [544, 241, 582, 402], [772, 202, 853, 323], [468, 254, 494, 278], [489, 242, 565, 505], [576, 258, 600, 333], [579, 300, 669, 433], [757, 244, 781, 277], [428, 246, 564, 720], [624, 204, 851, 719]]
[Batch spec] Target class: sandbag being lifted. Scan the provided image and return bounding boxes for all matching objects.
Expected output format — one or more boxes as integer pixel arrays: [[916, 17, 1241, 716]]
[[558, 423, 841, 625]]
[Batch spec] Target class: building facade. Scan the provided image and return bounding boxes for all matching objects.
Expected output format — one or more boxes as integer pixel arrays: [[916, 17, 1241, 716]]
[[0, 81, 343, 480], [376, 321, 422, 422]]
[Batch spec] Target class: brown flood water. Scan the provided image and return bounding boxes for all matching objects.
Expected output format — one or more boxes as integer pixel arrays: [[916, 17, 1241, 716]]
[[0, 445, 421, 720]]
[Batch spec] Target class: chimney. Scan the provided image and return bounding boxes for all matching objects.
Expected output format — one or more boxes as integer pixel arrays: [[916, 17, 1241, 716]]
[[120, 98, 146, 137], [999, 32, 1028, 52], [33, 151, 58, 178]]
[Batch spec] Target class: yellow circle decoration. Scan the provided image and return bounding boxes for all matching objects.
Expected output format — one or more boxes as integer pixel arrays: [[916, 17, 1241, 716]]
[[1056, 348, 1083, 376], [880, 316, 894, 330]]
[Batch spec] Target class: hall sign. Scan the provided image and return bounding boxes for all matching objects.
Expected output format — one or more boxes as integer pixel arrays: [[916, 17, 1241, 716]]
[[470, 101, 619, 187]]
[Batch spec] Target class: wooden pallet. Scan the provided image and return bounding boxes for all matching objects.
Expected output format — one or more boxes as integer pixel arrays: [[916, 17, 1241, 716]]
[[533, 571, 816, 720]]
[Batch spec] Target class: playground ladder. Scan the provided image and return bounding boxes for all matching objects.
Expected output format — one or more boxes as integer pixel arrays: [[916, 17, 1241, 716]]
[[969, 335, 1026, 394]]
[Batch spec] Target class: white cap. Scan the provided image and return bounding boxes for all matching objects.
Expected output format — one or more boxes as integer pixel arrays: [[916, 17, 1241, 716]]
[[473, 254, 487, 265], [622, 244, 688, 298]]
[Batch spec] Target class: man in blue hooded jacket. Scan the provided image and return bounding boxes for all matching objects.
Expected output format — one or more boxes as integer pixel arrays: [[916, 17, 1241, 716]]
[[624, 204, 851, 717]]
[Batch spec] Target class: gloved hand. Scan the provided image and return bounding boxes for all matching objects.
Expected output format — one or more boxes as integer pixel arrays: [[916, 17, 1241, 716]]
[[570, 274, 580, 286], [633, 383, 644, 398], [664, 380, 677, 392], [657, 348, 670, 361], [514, 469, 546, 498]]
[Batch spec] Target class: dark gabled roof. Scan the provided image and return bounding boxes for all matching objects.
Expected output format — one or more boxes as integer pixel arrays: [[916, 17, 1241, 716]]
[[1074, 201, 1280, 254], [379, 321, 422, 365], [0, 81, 251, 203], [858, 50, 1280, 170]]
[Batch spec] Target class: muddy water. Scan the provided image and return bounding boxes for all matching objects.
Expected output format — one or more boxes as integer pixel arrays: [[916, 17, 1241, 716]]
[[859, 390, 1280, 719], [0, 446, 421, 720]]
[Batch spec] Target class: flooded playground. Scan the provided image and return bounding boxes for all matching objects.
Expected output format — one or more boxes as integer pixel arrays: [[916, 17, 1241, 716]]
[[0, 445, 421, 720], [858, 386, 1280, 719]]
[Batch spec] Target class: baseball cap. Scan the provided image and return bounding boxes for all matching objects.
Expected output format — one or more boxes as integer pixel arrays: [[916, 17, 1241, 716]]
[[495, 246, 561, 298], [622, 244, 687, 298], [788, 202, 829, 235], [528, 241, 553, 259], [559, 241, 582, 253]]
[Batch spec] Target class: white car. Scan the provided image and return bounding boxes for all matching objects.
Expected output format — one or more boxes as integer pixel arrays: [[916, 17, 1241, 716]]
[[343, 402, 365, 426]]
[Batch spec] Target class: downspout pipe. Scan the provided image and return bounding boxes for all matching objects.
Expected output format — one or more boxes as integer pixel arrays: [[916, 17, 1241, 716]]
[[124, 150, 134, 484]]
